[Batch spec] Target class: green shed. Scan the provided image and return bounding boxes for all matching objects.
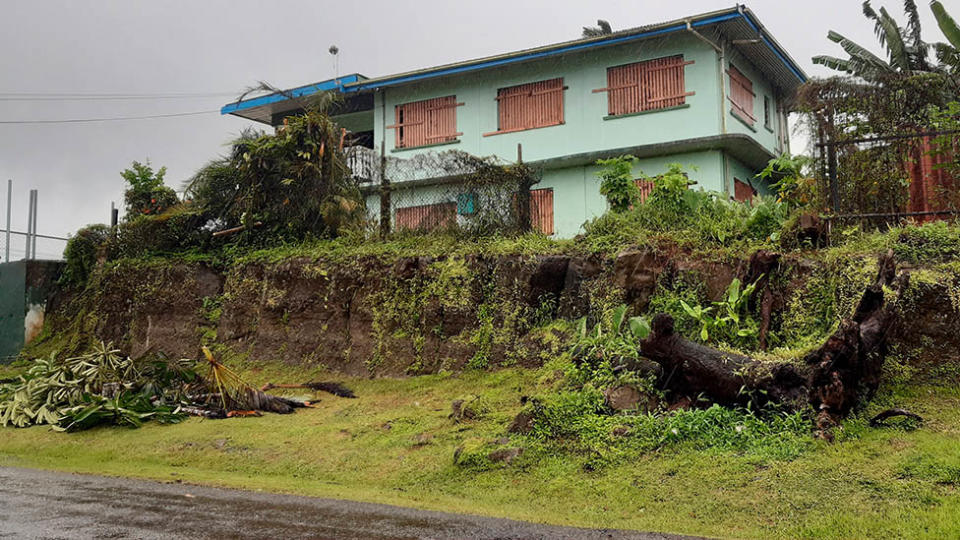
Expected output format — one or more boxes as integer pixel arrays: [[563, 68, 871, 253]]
[[0, 260, 63, 361]]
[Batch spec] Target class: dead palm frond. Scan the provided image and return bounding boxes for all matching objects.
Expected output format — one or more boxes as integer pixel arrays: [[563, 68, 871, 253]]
[[200, 347, 305, 414], [582, 20, 612, 38]]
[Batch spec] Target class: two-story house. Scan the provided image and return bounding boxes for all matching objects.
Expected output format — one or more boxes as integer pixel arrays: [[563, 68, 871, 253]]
[[222, 5, 807, 238]]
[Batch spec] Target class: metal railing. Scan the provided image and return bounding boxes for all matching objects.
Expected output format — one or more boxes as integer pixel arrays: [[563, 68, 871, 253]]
[[815, 128, 960, 224]]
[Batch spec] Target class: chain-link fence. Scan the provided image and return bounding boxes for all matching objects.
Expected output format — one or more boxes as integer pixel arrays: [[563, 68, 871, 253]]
[[347, 146, 544, 237]]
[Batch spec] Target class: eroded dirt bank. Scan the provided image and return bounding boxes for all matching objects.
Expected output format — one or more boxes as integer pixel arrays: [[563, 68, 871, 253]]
[[38, 248, 960, 377]]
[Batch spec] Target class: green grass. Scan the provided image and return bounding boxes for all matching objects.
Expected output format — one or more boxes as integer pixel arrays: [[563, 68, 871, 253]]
[[1, 363, 957, 539]]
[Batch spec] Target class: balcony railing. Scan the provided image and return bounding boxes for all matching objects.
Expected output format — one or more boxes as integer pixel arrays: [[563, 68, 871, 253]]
[[346, 146, 379, 183]]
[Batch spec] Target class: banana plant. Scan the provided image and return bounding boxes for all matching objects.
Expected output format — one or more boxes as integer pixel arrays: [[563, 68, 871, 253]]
[[812, 1, 936, 80], [931, 1, 960, 74]]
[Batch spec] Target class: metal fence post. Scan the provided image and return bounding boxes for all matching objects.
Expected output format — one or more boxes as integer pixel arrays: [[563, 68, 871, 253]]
[[31, 190, 38, 259], [827, 140, 839, 214], [379, 140, 390, 239], [25, 190, 34, 260], [4, 180, 10, 263]]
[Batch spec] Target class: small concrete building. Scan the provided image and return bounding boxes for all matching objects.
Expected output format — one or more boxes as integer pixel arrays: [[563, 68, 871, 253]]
[[222, 5, 806, 238]]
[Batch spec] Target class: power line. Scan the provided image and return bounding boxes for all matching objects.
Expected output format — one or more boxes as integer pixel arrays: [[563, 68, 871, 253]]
[[0, 110, 219, 125], [0, 92, 237, 102], [0, 228, 68, 241], [0, 96, 231, 102], [0, 91, 235, 97]]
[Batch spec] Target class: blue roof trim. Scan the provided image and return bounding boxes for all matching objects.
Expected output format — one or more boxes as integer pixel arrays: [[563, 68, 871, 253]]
[[346, 12, 742, 92], [739, 10, 807, 82], [220, 74, 363, 115]]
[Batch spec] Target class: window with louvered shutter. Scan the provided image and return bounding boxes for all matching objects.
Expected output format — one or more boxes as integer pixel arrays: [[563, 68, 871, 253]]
[[389, 96, 463, 149], [486, 79, 564, 136], [596, 55, 694, 116], [635, 179, 655, 203], [395, 202, 457, 231], [728, 66, 756, 125], [530, 188, 554, 235], [734, 179, 756, 202]]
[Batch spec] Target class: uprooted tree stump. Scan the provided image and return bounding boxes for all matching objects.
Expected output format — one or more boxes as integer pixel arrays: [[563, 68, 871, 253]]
[[638, 250, 903, 440]]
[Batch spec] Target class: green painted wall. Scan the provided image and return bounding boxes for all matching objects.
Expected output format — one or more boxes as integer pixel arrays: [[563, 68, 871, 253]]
[[0, 261, 63, 361], [373, 33, 724, 164], [0, 262, 26, 360]]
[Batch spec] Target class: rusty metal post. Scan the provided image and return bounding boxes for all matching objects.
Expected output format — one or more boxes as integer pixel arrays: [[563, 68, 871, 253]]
[[379, 140, 390, 239], [827, 139, 839, 214], [516, 143, 531, 233]]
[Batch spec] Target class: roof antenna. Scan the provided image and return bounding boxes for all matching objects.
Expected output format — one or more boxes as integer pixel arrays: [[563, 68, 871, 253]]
[[329, 45, 340, 86]]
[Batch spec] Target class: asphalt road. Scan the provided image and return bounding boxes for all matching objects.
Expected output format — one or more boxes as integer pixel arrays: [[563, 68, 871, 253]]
[[0, 467, 701, 539]]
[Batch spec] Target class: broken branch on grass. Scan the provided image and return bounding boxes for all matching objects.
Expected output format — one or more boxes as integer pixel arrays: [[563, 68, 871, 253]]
[[870, 408, 923, 427]]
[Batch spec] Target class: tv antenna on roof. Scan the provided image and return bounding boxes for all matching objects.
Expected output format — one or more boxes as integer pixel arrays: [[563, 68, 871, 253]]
[[329, 45, 340, 86]]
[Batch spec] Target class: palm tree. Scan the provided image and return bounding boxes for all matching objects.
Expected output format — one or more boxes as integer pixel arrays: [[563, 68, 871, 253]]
[[931, 1, 960, 74], [813, 1, 933, 79], [582, 20, 612, 38]]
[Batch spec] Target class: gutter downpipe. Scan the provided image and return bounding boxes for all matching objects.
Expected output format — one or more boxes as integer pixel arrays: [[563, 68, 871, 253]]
[[687, 20, 729, 194]]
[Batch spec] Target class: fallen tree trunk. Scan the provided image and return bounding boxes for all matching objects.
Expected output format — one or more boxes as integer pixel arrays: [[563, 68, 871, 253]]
[[640, 312, 809, 408], [639, 250, 902, 436]]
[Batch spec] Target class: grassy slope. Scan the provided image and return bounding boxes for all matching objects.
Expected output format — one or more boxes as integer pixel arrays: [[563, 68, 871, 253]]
[[1, 361, 957, 540]]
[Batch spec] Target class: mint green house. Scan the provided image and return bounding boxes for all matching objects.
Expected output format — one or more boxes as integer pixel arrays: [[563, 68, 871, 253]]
[[222, 5, 806, 238]]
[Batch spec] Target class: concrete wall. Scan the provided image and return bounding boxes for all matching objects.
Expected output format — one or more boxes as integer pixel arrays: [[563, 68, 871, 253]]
[[0, 261, 63, 361]]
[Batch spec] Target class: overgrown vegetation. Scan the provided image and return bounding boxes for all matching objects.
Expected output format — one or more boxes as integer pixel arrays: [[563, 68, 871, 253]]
[[122, 160, 178, 219], [584, 161, 788, 254]]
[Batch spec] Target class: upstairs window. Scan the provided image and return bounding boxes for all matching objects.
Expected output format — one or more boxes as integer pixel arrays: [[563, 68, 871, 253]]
[[388, 96, 463, 149], [485, 78, 565, 136], [763, 95, 772, 129], [594, 55, 695, 117], [728, 65, 756, 126]]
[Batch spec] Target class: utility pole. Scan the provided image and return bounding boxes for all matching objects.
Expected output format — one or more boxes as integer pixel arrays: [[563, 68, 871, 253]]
[[4, 180, 10, 263]]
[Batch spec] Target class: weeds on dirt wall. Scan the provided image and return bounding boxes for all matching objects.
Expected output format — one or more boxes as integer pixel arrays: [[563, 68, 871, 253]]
[[364, 256, 564, 374]]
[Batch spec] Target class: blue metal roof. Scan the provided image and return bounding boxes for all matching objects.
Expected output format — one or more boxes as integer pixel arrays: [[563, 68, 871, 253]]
[[220, 73, 364, 115]]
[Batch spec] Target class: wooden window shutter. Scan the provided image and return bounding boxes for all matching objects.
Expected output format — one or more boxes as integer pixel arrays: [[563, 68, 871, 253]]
[[530, 188, 554, 235], [634, 179, 655, 203], [733, 179, 755, 202], [485, 78, 564, 136], [594, 55, 694, 116], [727, 66, 756, 125], [387, 96, 463, 149], [395, 202, 457, 231]]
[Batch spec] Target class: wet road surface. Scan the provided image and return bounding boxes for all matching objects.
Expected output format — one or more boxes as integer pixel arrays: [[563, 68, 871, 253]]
[[0, 467, 702, 539]]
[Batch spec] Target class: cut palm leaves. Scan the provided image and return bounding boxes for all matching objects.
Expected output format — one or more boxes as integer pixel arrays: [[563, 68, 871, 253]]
[[200, 347, 307, 414]]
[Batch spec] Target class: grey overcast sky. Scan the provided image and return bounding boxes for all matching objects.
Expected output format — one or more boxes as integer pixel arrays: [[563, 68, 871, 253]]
[[0, 0, 951, 259]]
